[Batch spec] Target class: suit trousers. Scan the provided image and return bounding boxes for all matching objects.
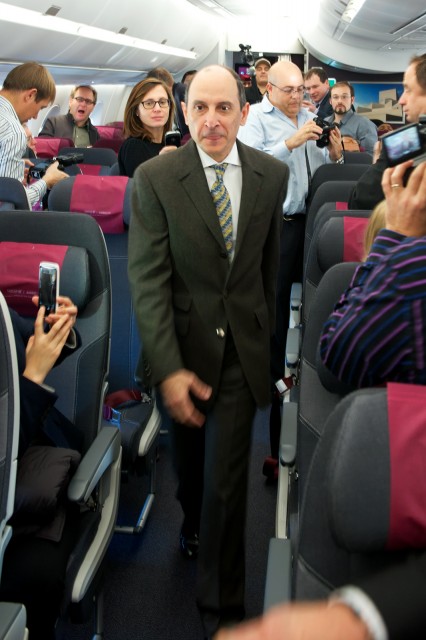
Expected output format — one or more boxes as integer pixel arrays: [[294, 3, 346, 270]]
[[172, 337, 257, 637]]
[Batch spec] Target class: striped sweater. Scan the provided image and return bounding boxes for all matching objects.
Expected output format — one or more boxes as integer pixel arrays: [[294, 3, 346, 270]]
[[320, 229, 426, 388]]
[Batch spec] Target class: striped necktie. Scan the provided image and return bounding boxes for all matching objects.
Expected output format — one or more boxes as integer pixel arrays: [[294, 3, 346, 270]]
[[210, 163, 233, 257]]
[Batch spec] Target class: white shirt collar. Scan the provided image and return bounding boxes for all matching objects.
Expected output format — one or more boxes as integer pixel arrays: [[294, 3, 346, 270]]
[[196, 142, 241, 169]]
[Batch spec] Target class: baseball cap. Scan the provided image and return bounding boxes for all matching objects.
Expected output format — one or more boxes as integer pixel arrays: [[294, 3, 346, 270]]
[[254, 58, 271, 69]]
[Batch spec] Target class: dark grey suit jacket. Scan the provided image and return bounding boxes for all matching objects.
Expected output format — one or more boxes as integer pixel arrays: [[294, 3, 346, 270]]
[[128, 139, 288, 409]]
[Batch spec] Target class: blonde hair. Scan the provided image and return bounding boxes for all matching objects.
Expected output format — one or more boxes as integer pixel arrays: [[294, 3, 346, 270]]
[[363, 200, 387, 260]]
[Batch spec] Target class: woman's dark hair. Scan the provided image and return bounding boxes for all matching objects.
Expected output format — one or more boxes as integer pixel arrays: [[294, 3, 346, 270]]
[[123, 78, 175, 141]]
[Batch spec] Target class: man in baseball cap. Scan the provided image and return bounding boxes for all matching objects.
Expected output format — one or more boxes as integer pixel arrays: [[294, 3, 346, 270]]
[[245, 57, 271, 105]]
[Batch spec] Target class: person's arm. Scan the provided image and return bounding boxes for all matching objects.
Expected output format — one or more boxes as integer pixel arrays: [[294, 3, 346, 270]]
[[348, 150, 387, 209], [357, 119, 378, 156], [320, 161, 426, 388], [214, 600, 371, 640]]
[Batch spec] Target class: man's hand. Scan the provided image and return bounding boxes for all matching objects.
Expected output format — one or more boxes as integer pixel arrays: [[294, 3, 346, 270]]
[[327, 126, 343, 161], [302, 100, 316, 113], [160, 369, 212, 427], [43, 160, 69, 189], [382, 161, 426, 237], [285, 120, 324, 151], [214, 601, 370, 640], [23, 304, 76, 385]]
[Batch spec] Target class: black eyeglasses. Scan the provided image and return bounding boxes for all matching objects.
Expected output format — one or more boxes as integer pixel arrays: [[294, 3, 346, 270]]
[[140, 98, 171, 110], [269, 83, 304, 96], [73, 96, 96, 106]]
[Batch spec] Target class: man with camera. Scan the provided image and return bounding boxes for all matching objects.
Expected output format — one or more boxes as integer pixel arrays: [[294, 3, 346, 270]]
[[0, 62, 68, 208], [325, 81, 378, 156], [350, 53, 426, 209], [238, 60, 342, 446]]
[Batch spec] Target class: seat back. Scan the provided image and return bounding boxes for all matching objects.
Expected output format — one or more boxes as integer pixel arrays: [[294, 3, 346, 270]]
[[0, 291, 20, 579], [296, 263, 358, 513], [0, 178, 30, 211], [303, 210, 371, 324], [0, 211, 111, 453], [48, 175, 138, 393], [304, 180, 358, 262], [343, 151, 372, 164], [295, 383, 426, 599], [59, 147, 118, 176], [308, 163, 369, 207], [33, 137, 74, 158]]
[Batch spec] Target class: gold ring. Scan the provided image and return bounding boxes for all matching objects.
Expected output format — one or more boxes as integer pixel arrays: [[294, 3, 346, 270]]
[[391, 183, 401, 189]]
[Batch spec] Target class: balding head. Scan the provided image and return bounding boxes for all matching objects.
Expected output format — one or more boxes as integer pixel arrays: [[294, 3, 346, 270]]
[[267, 61, 304, 119]]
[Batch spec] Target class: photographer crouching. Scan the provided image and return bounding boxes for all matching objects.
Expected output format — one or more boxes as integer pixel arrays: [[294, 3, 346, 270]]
[[0, 62, 69, 209], [237, 59, 343, 476]]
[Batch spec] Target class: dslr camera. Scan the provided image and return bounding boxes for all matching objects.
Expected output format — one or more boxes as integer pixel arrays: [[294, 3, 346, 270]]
[[313, 116, 339, 148], [29, 152, 84, 179], [381, 116, 426, 167]]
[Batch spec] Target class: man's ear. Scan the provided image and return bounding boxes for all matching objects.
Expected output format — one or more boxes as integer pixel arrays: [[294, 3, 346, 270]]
[[181, 101, 188, 125], [25, 88, 37, 102], [240, 102, 250, 126]]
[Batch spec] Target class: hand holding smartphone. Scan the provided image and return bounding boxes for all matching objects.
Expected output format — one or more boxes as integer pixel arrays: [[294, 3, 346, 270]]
[[38, 261, 60, 316]]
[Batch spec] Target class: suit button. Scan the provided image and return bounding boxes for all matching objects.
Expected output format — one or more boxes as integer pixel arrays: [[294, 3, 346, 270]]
[[216, 328, 225, 338]]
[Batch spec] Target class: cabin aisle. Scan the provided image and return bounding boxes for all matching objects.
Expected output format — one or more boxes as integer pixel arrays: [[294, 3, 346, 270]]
[[56, 407, 276, 640]]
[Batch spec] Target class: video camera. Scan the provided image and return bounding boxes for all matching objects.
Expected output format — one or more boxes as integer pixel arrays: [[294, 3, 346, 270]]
[[381, 116, 426, 167], [313, 116, 339, 148], [29, 153, 84, 180]]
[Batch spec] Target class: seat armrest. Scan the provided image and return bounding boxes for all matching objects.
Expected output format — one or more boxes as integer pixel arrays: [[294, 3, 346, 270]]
[[263, 538, 292, 611], [68, 426, 121, 503], [0, 602, 27, 640], [290, 282, 302, 327], [280, 402, 298, 466], [285, 326, 301, 373]]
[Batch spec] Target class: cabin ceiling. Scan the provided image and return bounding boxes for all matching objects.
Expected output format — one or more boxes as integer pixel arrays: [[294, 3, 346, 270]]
[[0, 0, 425, 83]]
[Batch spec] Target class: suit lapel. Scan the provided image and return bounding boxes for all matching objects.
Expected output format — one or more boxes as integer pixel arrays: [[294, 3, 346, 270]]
[[234, 142, 264, 260], [177, 141, 226, 252]]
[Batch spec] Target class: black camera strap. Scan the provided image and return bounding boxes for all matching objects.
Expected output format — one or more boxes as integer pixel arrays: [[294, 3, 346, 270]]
[[305, 143, 312, 204]]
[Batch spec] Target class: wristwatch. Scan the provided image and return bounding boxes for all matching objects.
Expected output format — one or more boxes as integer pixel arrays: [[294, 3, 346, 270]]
[[335, 154, 344, 164]]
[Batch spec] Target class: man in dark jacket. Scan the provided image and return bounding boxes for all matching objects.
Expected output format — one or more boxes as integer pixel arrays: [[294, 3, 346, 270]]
[[39, 84, 100, 147]]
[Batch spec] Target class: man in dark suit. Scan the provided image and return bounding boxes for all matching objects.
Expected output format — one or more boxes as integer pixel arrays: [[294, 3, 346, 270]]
[[128, 64, 288, 638], [302, 67, 333, 119]]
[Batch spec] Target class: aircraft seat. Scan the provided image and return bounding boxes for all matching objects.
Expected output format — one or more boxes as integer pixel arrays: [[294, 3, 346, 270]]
[[0, 178, 30, 211], [48, 176, 162, 534], [343, 150, 372, 164], [0, 210, 121, 635], [59, 146, 118, 176], [0, 292, 27, 639], [33, 137, 74, 158], [266, 383, 426, 609], [93, 138, 123, 153]]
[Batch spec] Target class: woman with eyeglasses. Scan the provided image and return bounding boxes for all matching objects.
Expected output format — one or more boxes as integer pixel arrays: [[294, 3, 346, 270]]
[[118, 78, 176, 177]]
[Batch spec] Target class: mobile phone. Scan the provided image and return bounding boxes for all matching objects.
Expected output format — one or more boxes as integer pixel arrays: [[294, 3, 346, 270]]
[[381, 123, 426, 167], [38, 262, 60, 315], [164, 130, 181, 147]]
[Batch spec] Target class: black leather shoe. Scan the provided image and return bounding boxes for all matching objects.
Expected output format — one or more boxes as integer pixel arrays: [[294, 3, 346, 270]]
[[179, 530, 199, 558]]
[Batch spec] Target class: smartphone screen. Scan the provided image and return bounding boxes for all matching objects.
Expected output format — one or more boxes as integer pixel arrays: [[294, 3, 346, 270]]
[[38, 262, 60, 315]]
